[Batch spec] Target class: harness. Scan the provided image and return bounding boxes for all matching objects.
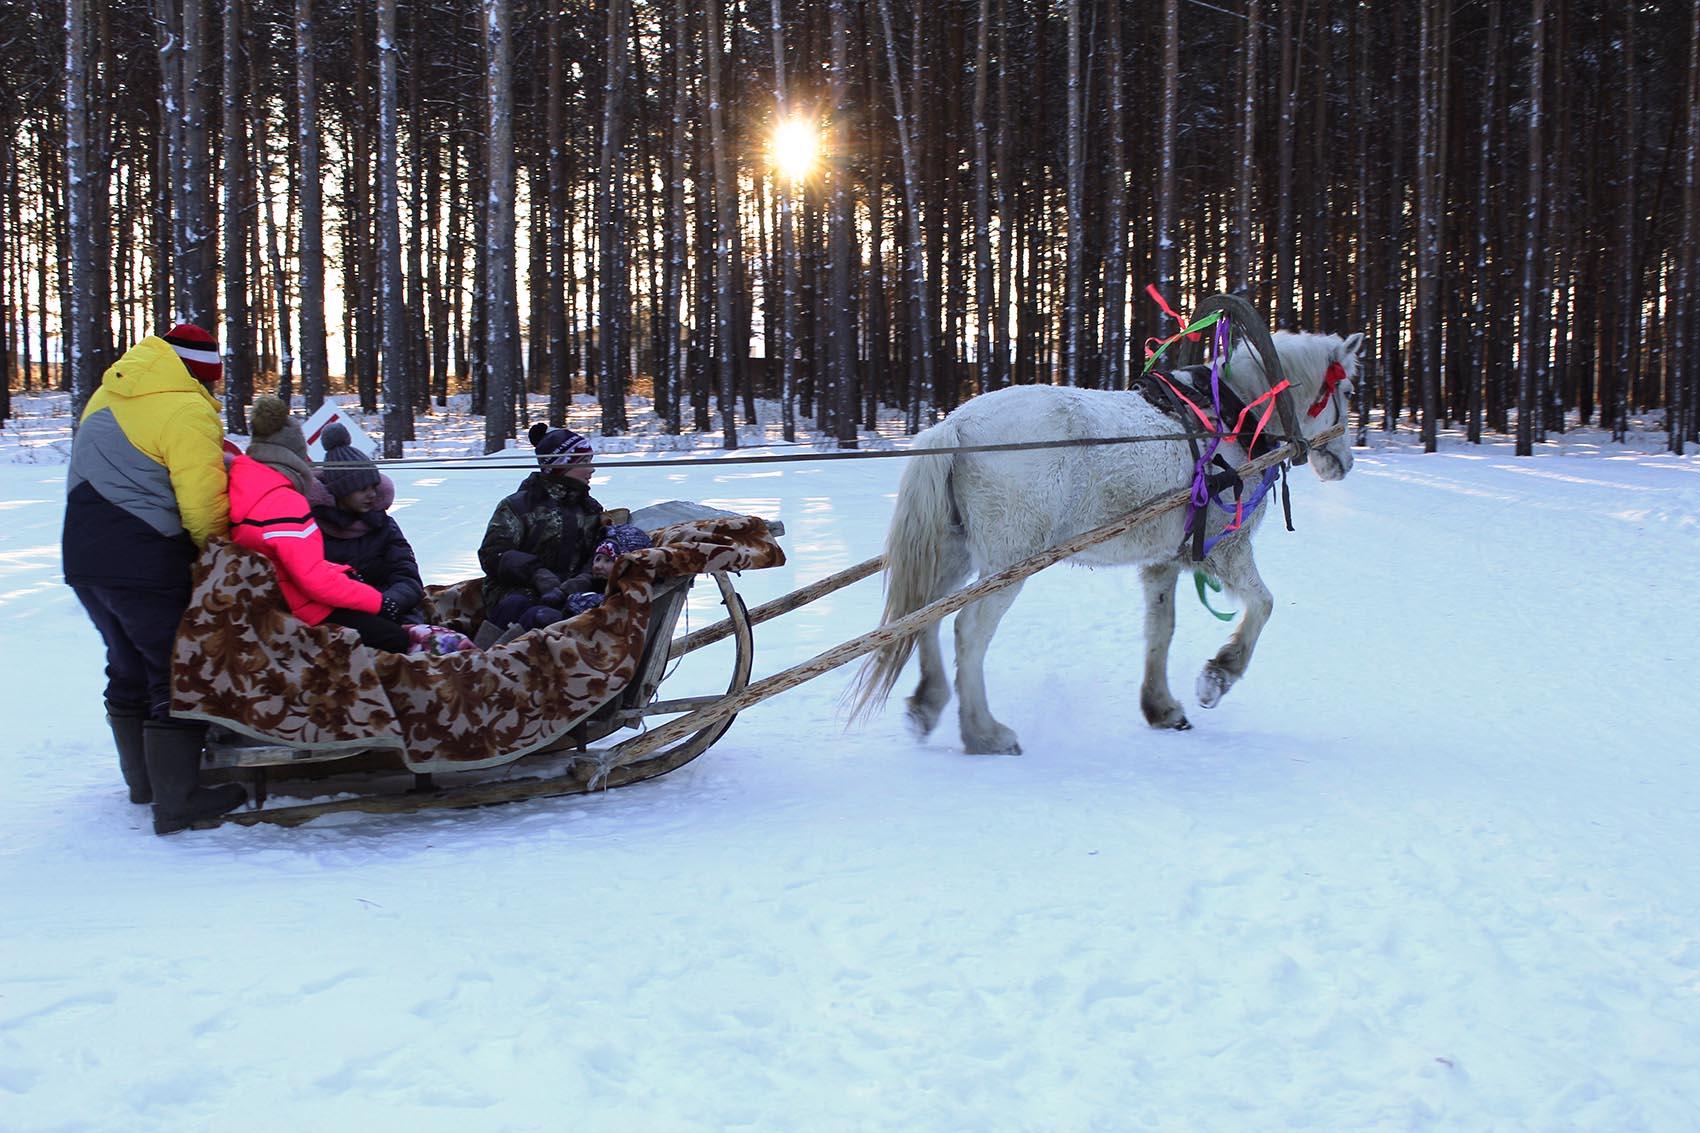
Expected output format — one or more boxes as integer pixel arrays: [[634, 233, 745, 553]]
[[1137, 315, 1294, 563]]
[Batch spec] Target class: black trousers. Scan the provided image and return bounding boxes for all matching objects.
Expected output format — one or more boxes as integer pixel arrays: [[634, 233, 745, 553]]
[[73, 582, 191, 719], [324, 608, 412, 653]]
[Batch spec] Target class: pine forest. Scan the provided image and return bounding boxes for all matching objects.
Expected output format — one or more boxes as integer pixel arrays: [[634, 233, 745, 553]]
[[2, 0, 1697, 457]]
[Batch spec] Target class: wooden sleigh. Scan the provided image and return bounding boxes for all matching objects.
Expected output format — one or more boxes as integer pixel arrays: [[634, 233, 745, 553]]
[[182, 502, 781, 828]]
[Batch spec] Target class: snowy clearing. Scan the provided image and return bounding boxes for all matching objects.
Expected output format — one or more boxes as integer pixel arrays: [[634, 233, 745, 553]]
[[2, 393, 1697, 1131]]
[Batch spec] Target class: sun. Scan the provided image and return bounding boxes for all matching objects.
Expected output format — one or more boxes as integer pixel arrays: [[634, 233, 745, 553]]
[[771, 117, 818, 182]]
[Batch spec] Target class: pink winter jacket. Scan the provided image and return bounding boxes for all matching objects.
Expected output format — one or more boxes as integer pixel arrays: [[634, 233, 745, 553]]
[[226, 454, 382, 625]]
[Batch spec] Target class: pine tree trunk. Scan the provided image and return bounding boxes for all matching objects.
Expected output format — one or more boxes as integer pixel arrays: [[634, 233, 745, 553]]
[[295, 0, 329, 412], [1233, 0, 1260, 300], [1274, 0, 1299, 330], [1517, 0, 1545, 456], [705, 0, 739, 446], [1675, 0, 1700, 452], [662, 0, 689, 434], [972, 0, 993, 397], [1416, 0, 1441, 452], [1614, 1, 1636, 443], [378, 0, 409, 456], [66, 0, 98, 416], [483, 0, 519, 454], [1101, 0, 1127, 390], [251, 23, 292, 403], [828, 0, 857, 447], [546, 5, 569, 425], [1061, 0, 1083, 386], [599, 0, 632, 436], [875, 0, 934, 432], [1154, 0, 1178, 318], [221, 0, 252, 431], [770, 0, 798, 440]]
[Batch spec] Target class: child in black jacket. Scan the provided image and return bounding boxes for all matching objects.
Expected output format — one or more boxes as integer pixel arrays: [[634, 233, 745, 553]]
[[309, 422, 473, 655]]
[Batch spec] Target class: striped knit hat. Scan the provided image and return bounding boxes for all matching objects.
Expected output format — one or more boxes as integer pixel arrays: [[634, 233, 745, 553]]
[[164, 323, 222, 386], [529, 421, 594, 470]]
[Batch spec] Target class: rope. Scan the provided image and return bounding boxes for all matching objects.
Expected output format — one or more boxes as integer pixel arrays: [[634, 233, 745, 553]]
[[317, 426, 1297, 474]]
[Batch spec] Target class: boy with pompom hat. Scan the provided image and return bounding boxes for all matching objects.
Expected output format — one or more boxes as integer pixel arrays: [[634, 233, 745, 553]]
[[62, 322, 247, 832], [477, 421, 614, 632]]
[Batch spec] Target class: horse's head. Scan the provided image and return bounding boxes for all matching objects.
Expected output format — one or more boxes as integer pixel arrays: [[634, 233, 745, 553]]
[[1238, 330, 1363, 482], [1299, 331, 1363, 482]]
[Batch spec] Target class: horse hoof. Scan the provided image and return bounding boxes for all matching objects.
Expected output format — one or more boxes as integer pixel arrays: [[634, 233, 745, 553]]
[[905, 702, 942, 739], [1143, 708, 1191, 731], [1196, 664, 1231, 708], [963, 728, 1022, 755], [1142, 694, 1190, 731]]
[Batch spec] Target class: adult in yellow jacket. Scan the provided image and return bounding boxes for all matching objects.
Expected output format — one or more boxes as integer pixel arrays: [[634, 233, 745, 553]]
[[62, 324, 246, 834]]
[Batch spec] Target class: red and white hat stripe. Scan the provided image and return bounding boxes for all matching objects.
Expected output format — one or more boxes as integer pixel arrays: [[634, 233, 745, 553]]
[[172, 344, 221, 366], [163, 323, 223, 385]]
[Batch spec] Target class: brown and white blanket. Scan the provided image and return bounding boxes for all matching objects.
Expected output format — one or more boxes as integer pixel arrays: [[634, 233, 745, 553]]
[[170, 516, 785, 771]]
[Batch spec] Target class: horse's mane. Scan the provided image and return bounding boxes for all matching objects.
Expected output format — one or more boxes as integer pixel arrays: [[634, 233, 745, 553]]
[[1225, 331, 1349, 408]]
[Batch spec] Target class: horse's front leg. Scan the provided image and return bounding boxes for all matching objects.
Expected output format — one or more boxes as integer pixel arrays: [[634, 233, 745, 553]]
[[1196, 540, 1273, 709], [904, 623, 952, 738], [1139, 563, 1190, 730], [954, 580, 1025, 755]]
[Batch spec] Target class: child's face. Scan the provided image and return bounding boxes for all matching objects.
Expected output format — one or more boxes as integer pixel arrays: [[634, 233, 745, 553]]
[[338, 484, 379, 513], [556, 460, 595, 484], [592, 552, 614, 579]]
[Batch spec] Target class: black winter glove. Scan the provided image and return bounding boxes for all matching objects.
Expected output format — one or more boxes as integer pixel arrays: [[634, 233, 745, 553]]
[[532, 568, 564, 595], [379, 596, 403, 622], [538, 588, 566, 609]]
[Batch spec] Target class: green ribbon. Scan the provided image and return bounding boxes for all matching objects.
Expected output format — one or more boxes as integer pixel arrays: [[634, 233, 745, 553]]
[[1141, 309, 1224, 376], [1193, 570, 1236, 621]]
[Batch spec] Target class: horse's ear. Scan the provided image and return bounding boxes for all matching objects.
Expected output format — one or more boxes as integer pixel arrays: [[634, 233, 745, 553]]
[[1342, 332, 1366, 363]]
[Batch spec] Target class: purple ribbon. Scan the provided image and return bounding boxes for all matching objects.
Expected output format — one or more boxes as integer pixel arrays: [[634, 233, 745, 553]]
[[1184, 316, 1278, 559]]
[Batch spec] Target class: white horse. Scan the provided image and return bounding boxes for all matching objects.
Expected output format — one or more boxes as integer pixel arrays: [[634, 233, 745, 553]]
[[850, 322, 1365, 754]]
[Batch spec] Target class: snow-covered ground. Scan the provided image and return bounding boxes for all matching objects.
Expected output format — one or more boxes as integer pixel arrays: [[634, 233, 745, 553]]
[[2, 390, 1697, 1132]]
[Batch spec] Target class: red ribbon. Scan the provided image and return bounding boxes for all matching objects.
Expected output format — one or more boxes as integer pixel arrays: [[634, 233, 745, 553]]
[[1146, 284, 1203, 343], [1308, 361, 1347, 417]]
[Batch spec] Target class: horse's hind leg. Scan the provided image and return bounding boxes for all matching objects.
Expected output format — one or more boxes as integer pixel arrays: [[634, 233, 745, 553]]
[[1196, 540, 1274, 709], [1139, 563, 1191, 730], [953, 581, 1025, 755], [904, 623, 952, 738]]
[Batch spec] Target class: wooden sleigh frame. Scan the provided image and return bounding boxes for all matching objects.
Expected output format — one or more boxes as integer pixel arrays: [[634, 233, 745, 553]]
[[197, 569, 757, 828]]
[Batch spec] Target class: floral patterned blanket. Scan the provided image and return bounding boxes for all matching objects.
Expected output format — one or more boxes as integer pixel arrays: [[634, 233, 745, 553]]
[[170, 516, 785, 771]]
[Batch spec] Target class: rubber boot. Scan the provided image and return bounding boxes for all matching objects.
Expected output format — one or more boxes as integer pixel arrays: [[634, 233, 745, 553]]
[[105, 702, 151, 804], [143, 719, 247, 835]]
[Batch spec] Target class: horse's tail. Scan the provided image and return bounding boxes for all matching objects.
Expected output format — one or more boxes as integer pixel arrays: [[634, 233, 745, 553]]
[[847, 421, 971, 722]]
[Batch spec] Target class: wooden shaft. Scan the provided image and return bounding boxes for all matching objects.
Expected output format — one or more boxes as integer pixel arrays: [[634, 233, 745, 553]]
[[667, 554, 885, 658], [612, 425, 1342, 770]]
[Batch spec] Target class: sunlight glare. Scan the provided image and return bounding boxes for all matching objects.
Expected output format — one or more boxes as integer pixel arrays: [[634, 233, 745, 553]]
[[771, 118, 818, 182]]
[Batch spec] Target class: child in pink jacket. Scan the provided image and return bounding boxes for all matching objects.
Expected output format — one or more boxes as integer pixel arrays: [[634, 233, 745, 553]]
[[227, 397, 409, 652]]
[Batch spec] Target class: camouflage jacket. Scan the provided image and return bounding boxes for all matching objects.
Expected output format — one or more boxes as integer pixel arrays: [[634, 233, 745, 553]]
[[477, 471, 605, 612]]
